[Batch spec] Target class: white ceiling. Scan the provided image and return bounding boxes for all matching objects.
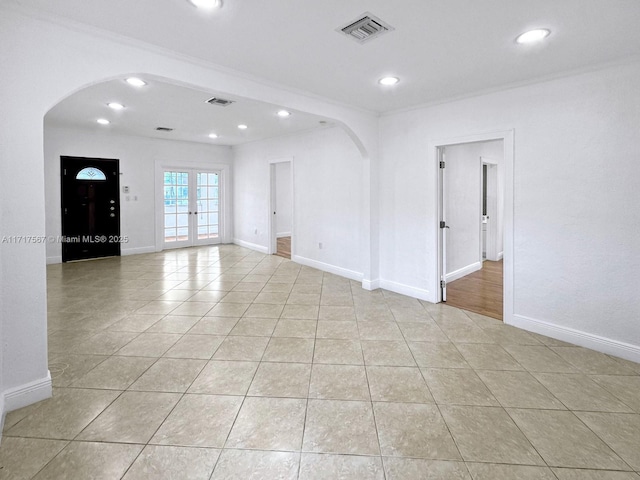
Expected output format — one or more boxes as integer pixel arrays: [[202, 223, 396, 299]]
[[21, 0, 640, 144], [45, 78, 331, 146]]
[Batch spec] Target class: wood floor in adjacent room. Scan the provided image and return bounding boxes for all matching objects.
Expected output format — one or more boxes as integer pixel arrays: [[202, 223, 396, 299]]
[[275, 236, 291, 259], [446, 259, 503, 320]]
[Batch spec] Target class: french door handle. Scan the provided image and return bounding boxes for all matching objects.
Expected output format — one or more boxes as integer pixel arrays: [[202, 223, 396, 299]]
[[194, 212, 198, 215]]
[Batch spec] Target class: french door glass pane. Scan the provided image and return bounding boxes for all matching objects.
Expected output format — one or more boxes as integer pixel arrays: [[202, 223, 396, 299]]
[[164, 171, 189, 243], [196, 172, 219, 240]]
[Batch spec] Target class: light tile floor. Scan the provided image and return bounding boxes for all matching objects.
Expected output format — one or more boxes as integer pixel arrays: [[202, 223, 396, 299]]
[[2, 244, 640, 479]]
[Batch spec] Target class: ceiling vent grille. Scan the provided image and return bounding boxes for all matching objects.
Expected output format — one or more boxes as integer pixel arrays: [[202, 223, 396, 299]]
[[205, 97, 235, 107], [155, 127, 174, 132], [338, 13, 394, 44]]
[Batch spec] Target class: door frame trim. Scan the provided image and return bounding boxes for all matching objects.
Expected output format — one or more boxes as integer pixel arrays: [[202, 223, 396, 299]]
[[154, 161, 231, 251], [430, 130, 514, 325]]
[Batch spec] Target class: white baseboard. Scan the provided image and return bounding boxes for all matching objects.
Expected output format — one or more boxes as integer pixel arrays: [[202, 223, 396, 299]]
[[276, 232, 291, 238], [47, 245, 155, 264], [510, 314, 640, 364], [446, 261, 482, 283], [233, 238, 269, 254], [292, 255, 363, 282], [362, 279, 380, 291], [122, 246, 156, 256], [4, 372, 52, 413], [379, 279, 430, 301]]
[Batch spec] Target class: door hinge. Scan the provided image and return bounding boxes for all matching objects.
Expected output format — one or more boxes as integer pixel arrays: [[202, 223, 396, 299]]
[[440, 221, 445, 228], [440, 280, 446, 289], [439, 161, 445, 169], [63, 168, 67, 175]]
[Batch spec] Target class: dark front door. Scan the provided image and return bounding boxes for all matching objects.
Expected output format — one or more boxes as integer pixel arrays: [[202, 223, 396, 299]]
[[61, 156, 121, 262]]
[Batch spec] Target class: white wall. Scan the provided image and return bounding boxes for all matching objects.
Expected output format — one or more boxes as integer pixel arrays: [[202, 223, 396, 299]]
[[3, 3, 640, 417], [234, 127, 364, 279], [275, 162, 292, 237], [0, 6, 378, 415], [379, 61, 640, 360], [44, 126, 233, 263]]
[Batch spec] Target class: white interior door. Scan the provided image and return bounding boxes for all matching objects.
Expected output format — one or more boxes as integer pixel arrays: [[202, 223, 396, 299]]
[[481, 159, 500, 261], [269, 163, 277, 254], [439, 148, 448, 301], [163, 169, 221, 249], [268, 159, 293, 255]]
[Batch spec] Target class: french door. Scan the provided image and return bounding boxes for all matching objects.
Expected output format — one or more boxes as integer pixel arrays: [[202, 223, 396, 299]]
[[163, 169, 221, 248]]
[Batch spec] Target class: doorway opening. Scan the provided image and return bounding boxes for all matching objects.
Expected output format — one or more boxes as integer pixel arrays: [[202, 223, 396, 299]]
[[437, 137, 509, 320], [61, 156, 121, 262], [162, 169, 222, 249], [269, 158, 293, 259]]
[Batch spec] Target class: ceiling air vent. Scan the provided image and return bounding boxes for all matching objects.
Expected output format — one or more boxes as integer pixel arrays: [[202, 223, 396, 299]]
[[338, 13, 394, 44], [156, 127, 174, 132], [205, 97, 235, 107]]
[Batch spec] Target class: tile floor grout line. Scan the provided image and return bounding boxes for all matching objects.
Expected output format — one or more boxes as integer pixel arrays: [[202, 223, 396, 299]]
[[563, 409, 636, 472], [362, 354, 388, 480], [10, 245, 640, 478], [25, 438, 72, 480], [500, 405, 568, 471], [123, 251, 253, 478], [216, 295, 273, 460], [296, 273, 322, 479]]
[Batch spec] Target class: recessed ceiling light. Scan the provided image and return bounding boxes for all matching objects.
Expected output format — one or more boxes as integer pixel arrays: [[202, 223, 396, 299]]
[[208, 133, 219, 139], [516, 29, 551, 44], [97, 118, 110, 125], [379, 76, 399, 86], [277, 110, 291, 117], [238, 124, 248, 130], [188, 0, 222, 9], [125, 77, 147, 87], [108, 102, 125, 110]]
